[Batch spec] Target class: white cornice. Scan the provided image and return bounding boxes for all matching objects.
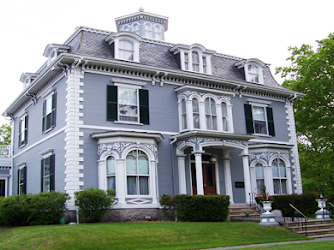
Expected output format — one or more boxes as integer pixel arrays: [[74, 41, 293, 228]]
[[91, 131, 164, 143]]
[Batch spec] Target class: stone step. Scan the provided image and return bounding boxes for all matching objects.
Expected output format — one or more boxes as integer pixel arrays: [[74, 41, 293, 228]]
[[282, 219, 334, 238], [229, 204, 261, 221]]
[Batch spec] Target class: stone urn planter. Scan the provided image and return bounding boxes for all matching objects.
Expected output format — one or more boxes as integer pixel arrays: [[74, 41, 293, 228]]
[[259, 200, 279, 226], [315, 198, 330, 220], [262, 201, 273, 214]]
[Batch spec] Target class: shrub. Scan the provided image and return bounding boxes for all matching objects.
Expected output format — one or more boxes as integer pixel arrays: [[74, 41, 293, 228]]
[[75, 188, 115, 223], [272, 193, 318, 217], [0, 192, 69, 226], [160, 194, 230, 222]]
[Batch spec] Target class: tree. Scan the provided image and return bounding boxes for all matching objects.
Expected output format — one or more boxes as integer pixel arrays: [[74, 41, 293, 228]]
[[0, 123, 11, 145], [276, 34, 334, 197]]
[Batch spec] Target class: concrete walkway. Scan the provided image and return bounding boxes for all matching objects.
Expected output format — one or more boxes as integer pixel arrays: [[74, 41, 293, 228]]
[[203, 237, 334, 249]]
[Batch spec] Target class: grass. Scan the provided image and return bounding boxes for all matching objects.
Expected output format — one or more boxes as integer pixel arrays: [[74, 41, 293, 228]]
[[0, 221, 310, 250], [236, 241, 334, 250]]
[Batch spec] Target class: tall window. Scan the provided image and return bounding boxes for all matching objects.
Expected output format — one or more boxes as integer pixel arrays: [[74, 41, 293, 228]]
[[41, 154, 55, 192], [18, 115, 28, 147], [107, 156, 116, 191], [248, 65, 259, 83], [42, 93, 57, 133], [192, 51, 200, 72], [205, 97, 217, 130], [132, 24, 139, 34], [202, 57, 207, 74], [144, 23, 152, 38], [18, 166, 27, 195], [272, 158, 287, 194], [181, 99, 187, 130], [255, 163, 264, 194], [118, 88, 138, 122], [126, 150, 149, 195], [184, 53, 189, 70], [119, 40, 134, 61], [252, 106, 267, 134], [221, 102, 228, 131], [192, 98, 200, 129], [154, 25, 162, 40], [122, 25, 130, 32]]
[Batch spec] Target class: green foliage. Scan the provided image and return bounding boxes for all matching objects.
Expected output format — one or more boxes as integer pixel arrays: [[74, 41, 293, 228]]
[[0, 123, 11, 145], [74, 188, 115, 223], [0, 192, 69, 226], [272, 193, 318, 217], [276, 34, 334, 197], [160, 194, 230, 222]]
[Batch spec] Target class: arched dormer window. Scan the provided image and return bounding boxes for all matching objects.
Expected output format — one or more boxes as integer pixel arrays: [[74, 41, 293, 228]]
[[122, 25, 131, 32], [205, 97, 217, 130], [119, 39, 134, 61], [192, 98, 200, 129], [170, 44, 214, 75], [105, 32, 142, 63], [248, 65, 259, 83], [234, 58, 265, 84], [144, 23, 152, 38], [132, 23, 139, 35]]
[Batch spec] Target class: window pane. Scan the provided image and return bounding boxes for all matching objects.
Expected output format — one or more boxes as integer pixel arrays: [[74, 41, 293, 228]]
[[138, 155, 149, 174], [281, 180, 287, 194], [139, 177, 149, 195], [272, 162, 278, 178], [205, 98, 210, 114], [257, 179, 264, 194], [46, 97, 52, 115], [126, 155, 137, 174], [192, 99, 199, 112], [254, 121, 267, 134], [253, 106, 265, 121], [273, 179, 280, 194], [119, 89, 137, 105], [107, 176, 115, 190], [107, 157, 115, 175], [255, 164, 264, 179], [127, 176, 137, 195], [193, 114, 200, 129]]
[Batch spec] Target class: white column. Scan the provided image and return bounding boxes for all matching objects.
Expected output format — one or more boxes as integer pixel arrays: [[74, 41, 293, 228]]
[[177, 154, 187, 194], [186, 100, 193, 130], [116, 159, 126, 206], [227, 104, 234, 133], [242, 153, 251, 204], [199, 100, 206, 130], [97, 159, 106, 190], [264, 165, 274, 195], [223, 156, 234, 204], [194, 152, 204, 195], [249, 164, 257, 198], [216, 103, 223, 131], [286, 165, 292, 194], [150, 160, 158, 205]]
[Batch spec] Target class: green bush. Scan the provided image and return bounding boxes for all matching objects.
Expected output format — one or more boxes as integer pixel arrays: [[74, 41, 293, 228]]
[[0, 192, 69, 226], [74, 188, 115, 223], [160, 194, 230, 222], [272, 193, 318, 217]]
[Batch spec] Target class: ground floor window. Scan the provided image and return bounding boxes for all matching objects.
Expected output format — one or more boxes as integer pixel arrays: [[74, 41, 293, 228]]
[[107, 156, 116, 191], [255, 163, 264, 194], [18, 167, 27, 195], [41, 154, 55, 192], [272, 158, 287, 194]]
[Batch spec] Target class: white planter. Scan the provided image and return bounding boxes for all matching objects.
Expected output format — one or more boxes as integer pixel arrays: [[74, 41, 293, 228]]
[[262, 201, 273, 214], [316, 199, 327, 210]]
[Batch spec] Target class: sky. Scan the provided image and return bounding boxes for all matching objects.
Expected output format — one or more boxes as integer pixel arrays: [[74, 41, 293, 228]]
[[0, 0, 333, 126]]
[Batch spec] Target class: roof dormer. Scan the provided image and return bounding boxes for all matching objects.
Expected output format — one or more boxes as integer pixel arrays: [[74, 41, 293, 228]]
[[115, 8, 168, 41], [235, 58, 266, 84], [43, 44, 70, 66], [20, 73, 38, 89], [170, 43, 215, 74]]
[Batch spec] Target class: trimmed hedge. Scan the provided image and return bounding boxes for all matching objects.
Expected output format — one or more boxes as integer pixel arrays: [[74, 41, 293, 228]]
[[75, 188, 115, 223], [0, 192, 69, 226], [272, 193, 318, 217], [160, 194, 230, 222]]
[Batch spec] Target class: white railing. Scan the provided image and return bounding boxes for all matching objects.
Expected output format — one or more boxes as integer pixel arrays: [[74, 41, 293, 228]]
[[0, 145, 11, 158]]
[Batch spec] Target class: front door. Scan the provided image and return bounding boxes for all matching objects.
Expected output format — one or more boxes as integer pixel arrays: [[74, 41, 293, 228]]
[[0, 180, 5, 197], [191, 163, 216, 195]]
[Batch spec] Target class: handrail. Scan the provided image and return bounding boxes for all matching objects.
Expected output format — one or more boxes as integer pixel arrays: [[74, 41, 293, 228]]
[[289, 203, 308, 237], [328, 202, 334, 208], [328, 202, 334, 219]]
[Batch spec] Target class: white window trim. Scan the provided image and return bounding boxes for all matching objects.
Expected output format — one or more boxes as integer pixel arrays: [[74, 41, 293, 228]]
[[235, 59, 265, 84], [113, 36, 140, 63], [39, 148, 54, 158]]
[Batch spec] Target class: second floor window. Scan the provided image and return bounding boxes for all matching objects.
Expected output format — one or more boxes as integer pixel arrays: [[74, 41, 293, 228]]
[[18, 115, 28, 147], [192, 99, 200, 129], [205, 98, 217, 130], [42, 93, 57, 133], [181, 99, 187, 130], [244, 104, 275, 136]]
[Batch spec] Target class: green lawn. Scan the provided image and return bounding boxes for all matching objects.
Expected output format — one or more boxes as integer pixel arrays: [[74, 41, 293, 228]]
[[236, 241, 334, 250], [0, 222, 310, 250]]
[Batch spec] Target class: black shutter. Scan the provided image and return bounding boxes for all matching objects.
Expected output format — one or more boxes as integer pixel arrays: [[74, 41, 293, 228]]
[[107, 85, 118, 121], [267, 107, 275, 136], [139, 89, 149, 125], [244, 104, 254, 134], [51, 93, 57, 128], [22, 167, 27, 194], [42, 100, 46, 133], [24, 116, 28, 144], [50, 155, 55, 191], [18, 120, 22, 147], [41, 159, 44, 192], [17, 169, 20, 195]]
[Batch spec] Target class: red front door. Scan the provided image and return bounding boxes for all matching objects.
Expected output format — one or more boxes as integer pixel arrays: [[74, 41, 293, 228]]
[[191, 163, 217, 195]]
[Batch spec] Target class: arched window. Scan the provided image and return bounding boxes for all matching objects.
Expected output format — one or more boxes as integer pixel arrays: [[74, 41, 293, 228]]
[[144, 23, 152, 38], [106, 156, 116, 191], [122, 25, 130, 32], [154, 25, 162, 40], [126, 150, 149, 195], [272, 158, 287, 194], [192, 98, 200, 129], [192, 51, 200, 72], [248, 64, 259, 83], [119, 39, 134, 61], [132, 23, 139, 35], [255, 163, 264, 194], [205, 97, 217, 130], [221, 102, 228, 131], [181, 99, 187, 130]]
